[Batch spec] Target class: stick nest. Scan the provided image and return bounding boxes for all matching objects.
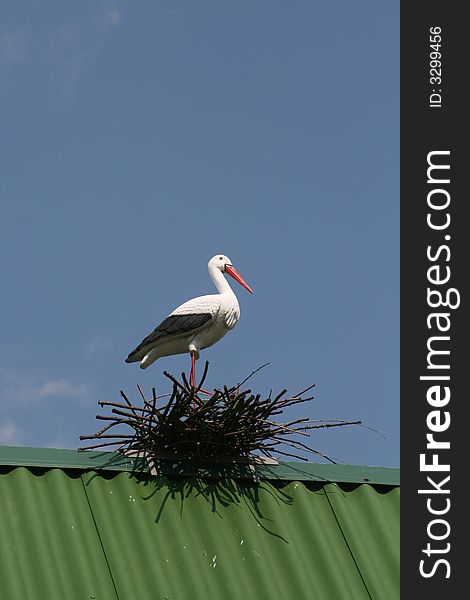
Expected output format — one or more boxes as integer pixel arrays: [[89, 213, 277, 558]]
[[79, 362, 361, 463]]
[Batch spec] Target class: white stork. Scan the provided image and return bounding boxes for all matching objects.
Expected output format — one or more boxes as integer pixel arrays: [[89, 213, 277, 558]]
[[125, 254, 253, 387]]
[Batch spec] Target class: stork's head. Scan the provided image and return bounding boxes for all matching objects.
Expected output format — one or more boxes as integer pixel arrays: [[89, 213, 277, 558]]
[[208, 254, 253, 294]]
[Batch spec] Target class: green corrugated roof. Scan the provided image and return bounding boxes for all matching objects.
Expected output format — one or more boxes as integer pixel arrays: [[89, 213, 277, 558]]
[[0, 445, 400, 485], [0, 446, 399, 599]]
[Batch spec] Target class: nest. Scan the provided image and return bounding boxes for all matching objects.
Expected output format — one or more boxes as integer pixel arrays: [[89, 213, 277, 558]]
[[79, 362, 361, 463]]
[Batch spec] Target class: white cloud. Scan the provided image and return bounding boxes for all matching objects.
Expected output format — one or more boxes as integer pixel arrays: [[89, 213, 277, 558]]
[[93, 1, 123, 31], [47, 1, 124, 97], [0, 367, 91, 407], [47, 21, 97, 96], [86, 336, 113, 357], [0, 419, 23, 446], [1, 2, 124, 97], [0, 27, 31, 74], [38, 378, 89, 402], [44, 432, 75, 450], [0, 28, 29, 63]]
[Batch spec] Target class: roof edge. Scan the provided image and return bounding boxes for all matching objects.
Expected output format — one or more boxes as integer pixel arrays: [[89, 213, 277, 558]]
[[0, 445, 399, 486]]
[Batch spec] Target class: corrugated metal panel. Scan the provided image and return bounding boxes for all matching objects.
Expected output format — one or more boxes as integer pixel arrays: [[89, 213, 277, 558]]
[[0, 467, 117, 600], [0, 463, 399, 600], [83, 473, 386, 599], [326, 483, 400, 600]]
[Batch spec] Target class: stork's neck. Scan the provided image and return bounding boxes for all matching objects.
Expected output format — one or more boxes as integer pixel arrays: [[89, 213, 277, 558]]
[[209, 265, 236, 296]]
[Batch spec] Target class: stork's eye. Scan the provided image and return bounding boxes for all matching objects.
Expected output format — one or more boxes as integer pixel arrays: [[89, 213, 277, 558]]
[[219, 256, 223, 260]]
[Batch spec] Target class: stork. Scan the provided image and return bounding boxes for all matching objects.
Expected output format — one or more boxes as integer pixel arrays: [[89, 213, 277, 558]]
[[125, 254, 253, 388]]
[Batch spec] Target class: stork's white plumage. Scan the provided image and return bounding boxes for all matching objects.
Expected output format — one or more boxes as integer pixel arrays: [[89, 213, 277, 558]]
[[125, 254, 253, 387]]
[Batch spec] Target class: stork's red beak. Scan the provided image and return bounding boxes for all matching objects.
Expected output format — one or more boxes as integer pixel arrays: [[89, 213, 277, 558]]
[[225, 265, 253, 294]]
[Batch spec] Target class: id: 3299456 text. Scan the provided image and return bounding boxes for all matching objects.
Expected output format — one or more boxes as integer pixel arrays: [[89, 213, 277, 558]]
[[429, 26, 442, 108]]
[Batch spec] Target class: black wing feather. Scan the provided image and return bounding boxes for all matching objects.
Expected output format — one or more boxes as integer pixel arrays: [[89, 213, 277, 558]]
[[126, 313, 213, 362]]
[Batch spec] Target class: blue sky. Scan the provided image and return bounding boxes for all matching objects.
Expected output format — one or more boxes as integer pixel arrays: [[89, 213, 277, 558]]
[[0, 1, 399, 466]]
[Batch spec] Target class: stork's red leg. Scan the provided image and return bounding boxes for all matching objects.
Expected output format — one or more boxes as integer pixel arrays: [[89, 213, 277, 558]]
[[188, 352, 211, 397], [190, 353, 196, 388]]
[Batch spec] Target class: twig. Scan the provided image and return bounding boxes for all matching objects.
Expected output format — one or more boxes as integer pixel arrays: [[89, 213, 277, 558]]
[[237, 362, 270, 388], [79, 363, 361, 464]]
